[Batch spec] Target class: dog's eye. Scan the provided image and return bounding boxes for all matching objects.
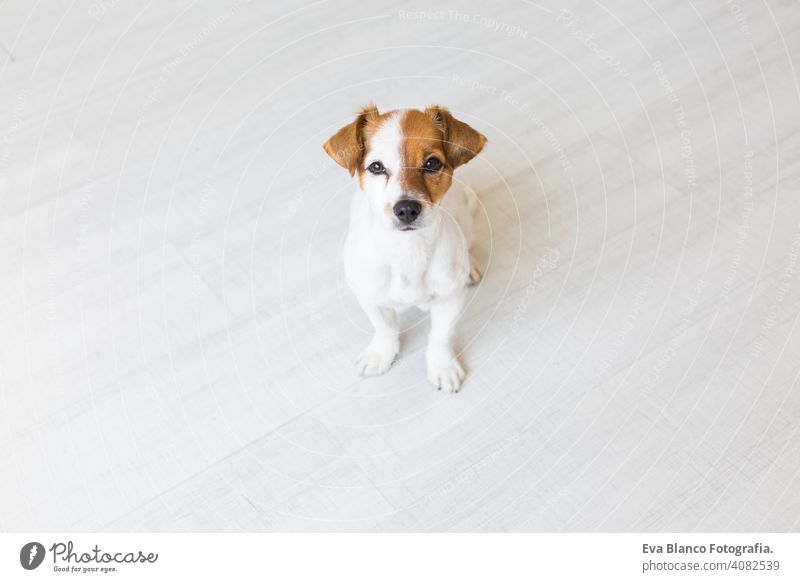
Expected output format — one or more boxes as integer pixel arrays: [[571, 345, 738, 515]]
[[424, 157, 443, 172], [367, 161, 385, 174]]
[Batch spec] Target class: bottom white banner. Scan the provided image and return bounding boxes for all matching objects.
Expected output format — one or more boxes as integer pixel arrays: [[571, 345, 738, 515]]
[[1, 533, 797, 581]]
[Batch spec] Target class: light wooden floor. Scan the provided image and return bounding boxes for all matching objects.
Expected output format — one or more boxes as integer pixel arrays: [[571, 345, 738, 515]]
[[1, 0, 799, 532]]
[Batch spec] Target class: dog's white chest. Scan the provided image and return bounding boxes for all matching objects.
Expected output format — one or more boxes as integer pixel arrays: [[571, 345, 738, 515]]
[[385, 246, 436, 307], [346, 237, 437, 308], [344, 221, 467, 310]]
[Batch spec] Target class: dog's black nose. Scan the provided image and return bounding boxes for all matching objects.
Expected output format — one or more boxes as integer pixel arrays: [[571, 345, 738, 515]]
[[393, 200, 421, 224]]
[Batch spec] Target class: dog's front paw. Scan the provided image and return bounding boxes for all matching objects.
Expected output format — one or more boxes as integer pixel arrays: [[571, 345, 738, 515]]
[[427, 350, 465, 393], [356, 341, 398, 377]]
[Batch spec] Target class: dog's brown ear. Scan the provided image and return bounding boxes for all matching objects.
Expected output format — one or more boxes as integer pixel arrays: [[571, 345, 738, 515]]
[[323, 103, 379, 176], [425, 105, 487, 168]]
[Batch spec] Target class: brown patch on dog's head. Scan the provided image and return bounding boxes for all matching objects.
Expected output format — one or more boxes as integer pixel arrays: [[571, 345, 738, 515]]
[[396, 107, 487, 204], [322, 102, 383, 176], [397, 110, 450, 204]]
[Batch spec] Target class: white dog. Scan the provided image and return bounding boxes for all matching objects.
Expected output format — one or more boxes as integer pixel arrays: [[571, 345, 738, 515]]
[[323, 104, 486, 392]]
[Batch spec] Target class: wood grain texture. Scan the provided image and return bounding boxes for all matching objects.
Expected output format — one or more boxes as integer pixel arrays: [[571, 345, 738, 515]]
[[0, 0, 799, 531]]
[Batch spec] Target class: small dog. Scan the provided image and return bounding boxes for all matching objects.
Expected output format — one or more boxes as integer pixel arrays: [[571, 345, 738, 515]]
[[323, 103, 486, 392]]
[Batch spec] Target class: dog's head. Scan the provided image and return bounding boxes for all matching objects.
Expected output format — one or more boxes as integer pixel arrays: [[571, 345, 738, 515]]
[[323, 103, 486, 231]]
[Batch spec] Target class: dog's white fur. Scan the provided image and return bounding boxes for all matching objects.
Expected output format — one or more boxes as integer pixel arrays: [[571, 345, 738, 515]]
[[327, 107, 485, 392]]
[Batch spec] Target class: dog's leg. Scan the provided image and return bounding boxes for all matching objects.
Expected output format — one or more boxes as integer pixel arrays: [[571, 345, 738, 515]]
[[468, 253, 483, 286], [463, 186, 482, 286], [426, 292, 466, 392], [356, 301, 399, 377]]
